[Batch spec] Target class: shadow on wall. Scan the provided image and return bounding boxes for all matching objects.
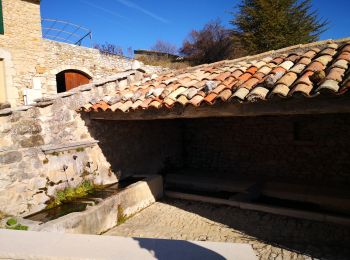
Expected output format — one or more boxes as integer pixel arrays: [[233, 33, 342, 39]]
[[81, 115, 185, 180], [134, 238, 226, 260]]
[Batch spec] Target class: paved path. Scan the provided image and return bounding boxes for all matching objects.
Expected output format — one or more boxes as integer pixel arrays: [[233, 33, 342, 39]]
[[105, 198, 350, 260]]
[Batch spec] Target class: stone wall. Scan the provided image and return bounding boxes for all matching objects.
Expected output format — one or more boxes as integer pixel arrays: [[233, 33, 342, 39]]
[[183, 115, 350, 186], [0, 0, 43, 105], [0, 69, 145, 216], [0, 0, 166, 106]]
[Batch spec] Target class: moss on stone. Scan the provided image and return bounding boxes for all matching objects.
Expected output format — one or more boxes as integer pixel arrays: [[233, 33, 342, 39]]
[[5, 218, 28, 231], [117, 205, 127, 225], [76, 147, 85, 152], [51, 151, 60, 156], [43, 158, 49, 164], [46, 180, 95, 209]]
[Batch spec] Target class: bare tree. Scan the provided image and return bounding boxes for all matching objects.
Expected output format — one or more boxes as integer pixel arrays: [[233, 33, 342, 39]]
[[180, 20, 246, 65], [94, 42, 124, 56], [151, 40, 178, 55]]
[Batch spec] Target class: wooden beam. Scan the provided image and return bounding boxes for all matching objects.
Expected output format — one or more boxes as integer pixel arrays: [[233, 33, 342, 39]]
[[89, 95, 350, 121]]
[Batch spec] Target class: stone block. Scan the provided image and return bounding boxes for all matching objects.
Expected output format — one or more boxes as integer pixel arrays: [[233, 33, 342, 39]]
[[20, 135, 44, 148], [35, 66, 47, 74], [0, 151, 22, 165], [13, 120, 42, 135]]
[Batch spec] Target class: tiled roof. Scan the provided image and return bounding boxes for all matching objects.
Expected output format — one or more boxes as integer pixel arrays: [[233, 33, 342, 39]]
[[80, 38, 350, 114]]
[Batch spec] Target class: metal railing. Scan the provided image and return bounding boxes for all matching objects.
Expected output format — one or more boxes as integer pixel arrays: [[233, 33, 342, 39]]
[[41, 18, 92, 46]]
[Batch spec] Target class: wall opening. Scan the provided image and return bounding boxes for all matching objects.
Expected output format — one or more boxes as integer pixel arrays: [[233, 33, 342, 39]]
[[56, 69, 91, 93]]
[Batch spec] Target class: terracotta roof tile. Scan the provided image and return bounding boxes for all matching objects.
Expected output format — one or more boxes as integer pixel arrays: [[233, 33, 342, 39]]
[[247, 86, 269, 101], [326, 67, 346, 82], [286, 54, 300, 62], [296, 71, 314, 85], [306, 61, 325, 72], [190, 94, 204, 106], [258, 66, 272, 75], [215, 71, 232, 81], [331, 59, 349, 70], [271, 57, 284, 64], [218, 89, 232, 101], [290, 83, 313, 96], [303, 50, 318, 59], [290, 64, 306, 74], [277, 72, 298, 87], [341, 45, 350, 53], [298, 57, 312, 65], [240, 77, 260, 90], [317, 79, 340, 93], [337, 52, 350, 62], [81, 39, 350, 114], [238, 72, 253, 82], [315, 55, 333, 66], [204, 93, 218, 104], [233, 87, 250, 100], [271, 84, 290, 97]]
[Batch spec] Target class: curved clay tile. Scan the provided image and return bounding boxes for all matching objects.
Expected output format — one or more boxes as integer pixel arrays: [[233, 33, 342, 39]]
[[290, 83, 314, 96], [246, 86, 269, 101], [316, 80, 340, 93], [232, 87, 250, 100], [271, 84, 290, 97], [218, 89, 232, 101]]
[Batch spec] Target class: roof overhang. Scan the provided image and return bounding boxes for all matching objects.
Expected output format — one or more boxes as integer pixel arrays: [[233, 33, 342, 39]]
[[88, 94, 350, 121]]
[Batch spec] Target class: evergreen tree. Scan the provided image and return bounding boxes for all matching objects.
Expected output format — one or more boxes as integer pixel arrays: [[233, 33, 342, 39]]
[[231, 0, 328, 53]]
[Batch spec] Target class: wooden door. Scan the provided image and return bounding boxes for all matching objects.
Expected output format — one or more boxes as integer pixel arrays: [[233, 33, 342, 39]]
[[64, 71, 90, 91]]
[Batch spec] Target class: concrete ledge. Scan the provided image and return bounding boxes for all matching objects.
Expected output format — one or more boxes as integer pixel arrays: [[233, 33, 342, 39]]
[[166, 191, 350, 226], [0, 230, 257, 260], [31, 175, 163, 234]]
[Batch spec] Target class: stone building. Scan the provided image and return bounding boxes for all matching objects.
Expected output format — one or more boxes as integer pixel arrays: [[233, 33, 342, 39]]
[[1, 37, 350, 219], [0, 0, 163, 107]]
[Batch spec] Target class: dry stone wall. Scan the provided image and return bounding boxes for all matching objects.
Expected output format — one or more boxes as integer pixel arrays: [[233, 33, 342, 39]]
[[0, 69, 145, 216]]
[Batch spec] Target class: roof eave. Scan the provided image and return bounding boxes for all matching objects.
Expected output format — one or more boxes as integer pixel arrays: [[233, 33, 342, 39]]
[[87, 94, 350, 121]]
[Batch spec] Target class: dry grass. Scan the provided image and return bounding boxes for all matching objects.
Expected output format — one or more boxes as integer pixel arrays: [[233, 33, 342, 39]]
[[137, 56, 190, 70]]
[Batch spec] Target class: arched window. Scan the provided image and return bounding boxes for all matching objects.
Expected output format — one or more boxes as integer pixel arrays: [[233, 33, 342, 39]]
[[56, 69, 92, 93]]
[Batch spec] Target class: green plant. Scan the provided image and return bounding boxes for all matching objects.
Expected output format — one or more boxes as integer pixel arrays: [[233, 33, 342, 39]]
[[6, 218, 17, 226], [46, 180, 95, 209], [5, 218, 28, 231]]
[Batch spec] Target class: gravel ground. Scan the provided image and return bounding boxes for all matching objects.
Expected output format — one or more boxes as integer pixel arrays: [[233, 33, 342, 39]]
[[104, 198, 350, 260]]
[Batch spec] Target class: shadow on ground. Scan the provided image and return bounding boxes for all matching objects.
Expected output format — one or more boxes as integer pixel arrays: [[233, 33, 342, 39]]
[[165, 198, 350, 260], [134, 238, 226, 260]]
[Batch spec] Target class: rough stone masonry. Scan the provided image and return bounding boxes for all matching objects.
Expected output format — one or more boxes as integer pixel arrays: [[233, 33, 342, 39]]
[[0, 69, 148, 216]]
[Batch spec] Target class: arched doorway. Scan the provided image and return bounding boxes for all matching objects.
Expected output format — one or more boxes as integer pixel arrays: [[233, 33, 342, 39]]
[[56, 70, 92, 93]]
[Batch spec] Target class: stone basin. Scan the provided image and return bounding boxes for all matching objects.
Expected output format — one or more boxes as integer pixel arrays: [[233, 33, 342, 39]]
[[22, 175, 163, 234]]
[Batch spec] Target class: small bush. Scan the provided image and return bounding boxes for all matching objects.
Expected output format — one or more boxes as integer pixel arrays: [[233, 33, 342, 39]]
[[6, 218, 17, 226], [46, 181, 95, 209], [5, 218, 28, 231]]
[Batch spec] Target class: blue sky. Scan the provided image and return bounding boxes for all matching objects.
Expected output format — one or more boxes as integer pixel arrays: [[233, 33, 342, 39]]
[[41, 0, 350, 52]]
